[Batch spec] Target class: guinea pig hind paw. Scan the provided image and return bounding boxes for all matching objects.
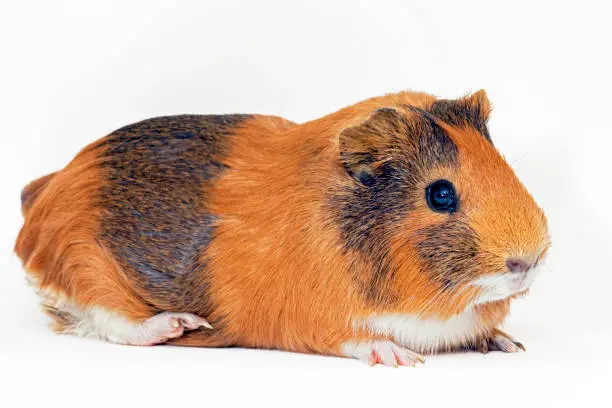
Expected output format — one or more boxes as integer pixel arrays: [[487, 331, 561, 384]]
[[342, 340, 425, 367], [131, 312, 213, 346], [480, 330, 526, 354]]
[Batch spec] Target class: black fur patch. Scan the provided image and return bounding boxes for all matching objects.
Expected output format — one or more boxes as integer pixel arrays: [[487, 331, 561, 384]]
[[415, 217, 480, 285], [97, 114, 252, 315], [408, 106, 459, 165], [332, 108, 459, 303], [428, 99, 491, 142]]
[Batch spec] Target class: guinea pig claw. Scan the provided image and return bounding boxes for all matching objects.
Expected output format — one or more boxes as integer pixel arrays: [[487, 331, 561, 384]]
[[343, 340, 425, 367], [199, 320, 214, 329], [479, 339, 490, 354], [176, 314, 214, 330]]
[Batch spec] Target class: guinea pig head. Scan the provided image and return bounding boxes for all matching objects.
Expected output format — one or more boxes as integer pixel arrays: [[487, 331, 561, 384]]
[[336, 91, 550, 317]]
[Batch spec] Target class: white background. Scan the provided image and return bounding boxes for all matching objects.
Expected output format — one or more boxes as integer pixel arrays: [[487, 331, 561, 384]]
[[1, 0, 610, 406]]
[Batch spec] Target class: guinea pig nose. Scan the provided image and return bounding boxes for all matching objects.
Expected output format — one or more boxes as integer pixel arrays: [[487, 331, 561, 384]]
[[506, 258, 532, 273]]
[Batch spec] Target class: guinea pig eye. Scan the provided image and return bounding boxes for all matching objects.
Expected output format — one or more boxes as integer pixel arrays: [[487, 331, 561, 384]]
[[426, 180, 458, 213]]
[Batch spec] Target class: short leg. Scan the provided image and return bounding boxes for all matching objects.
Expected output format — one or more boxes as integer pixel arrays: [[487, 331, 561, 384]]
[[112, 312, 213, 346], [31, 274, 212, 346], [341, 340, 425, 367], [40, 290, 213, 346], [479, 328, 526, 354]]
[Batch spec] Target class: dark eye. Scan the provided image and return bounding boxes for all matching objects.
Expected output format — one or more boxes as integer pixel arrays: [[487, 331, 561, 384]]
[[426, 180, 458, 213]]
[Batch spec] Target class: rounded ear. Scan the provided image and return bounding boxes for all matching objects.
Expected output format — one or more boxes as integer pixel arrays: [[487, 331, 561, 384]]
[[339, 107, 408, 185], [428, 89, 493, 142], [468, 89, 492, 120]]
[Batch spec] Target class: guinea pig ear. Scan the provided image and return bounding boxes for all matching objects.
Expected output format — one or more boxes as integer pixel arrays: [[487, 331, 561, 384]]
[[339, 107, 408, 186], [468, 89, 492, 119], [428, 89, 492, 142]]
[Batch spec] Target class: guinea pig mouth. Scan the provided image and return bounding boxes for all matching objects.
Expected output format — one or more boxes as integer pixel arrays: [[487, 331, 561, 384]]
[[470, 267, 541, 305]]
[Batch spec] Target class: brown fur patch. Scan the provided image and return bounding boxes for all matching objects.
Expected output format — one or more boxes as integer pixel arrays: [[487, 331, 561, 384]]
[[428, 90, 492, 142], [97, 114, 252, 319], [333, 106, 459, 304]]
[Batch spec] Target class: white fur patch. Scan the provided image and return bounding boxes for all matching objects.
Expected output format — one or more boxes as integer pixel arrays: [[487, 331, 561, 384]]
[[27, 277, 209, 345], [351, 264, 544, 354], [353, 307, 482, 354], [471, 265, 542, 305]]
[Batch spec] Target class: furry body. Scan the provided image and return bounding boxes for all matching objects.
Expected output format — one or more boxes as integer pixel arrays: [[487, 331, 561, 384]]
[[15, 91, 549, 365]]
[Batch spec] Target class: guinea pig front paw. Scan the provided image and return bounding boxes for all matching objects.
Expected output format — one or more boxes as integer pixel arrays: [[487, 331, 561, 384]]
[[129, 312, 213, 346], [341, 340, 425, 367], [479, 329, 526, 354]]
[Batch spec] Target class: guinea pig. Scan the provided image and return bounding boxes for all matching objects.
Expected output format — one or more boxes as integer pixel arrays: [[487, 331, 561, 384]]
[[15, 90, 550, 366]]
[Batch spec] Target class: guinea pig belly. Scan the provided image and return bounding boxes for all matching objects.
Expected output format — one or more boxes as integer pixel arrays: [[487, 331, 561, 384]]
[[352, 308, 491, 354]]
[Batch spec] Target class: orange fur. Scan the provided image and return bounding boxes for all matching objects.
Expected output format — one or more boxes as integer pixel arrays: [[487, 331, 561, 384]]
[[197, 93, 546, 354], [15, 90, 549, 359], [15, 142, 154, 327]]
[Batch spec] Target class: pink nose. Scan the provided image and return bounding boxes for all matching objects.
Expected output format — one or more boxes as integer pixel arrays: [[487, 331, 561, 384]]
[[506, 258, 533, 273]]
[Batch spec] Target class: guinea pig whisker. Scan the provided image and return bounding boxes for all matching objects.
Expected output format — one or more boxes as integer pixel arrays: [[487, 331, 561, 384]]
[[436, 282, 473, 316], [421, 291, 451, 318], [418, 280, 471, 318], [416, 282, 453, 318]]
